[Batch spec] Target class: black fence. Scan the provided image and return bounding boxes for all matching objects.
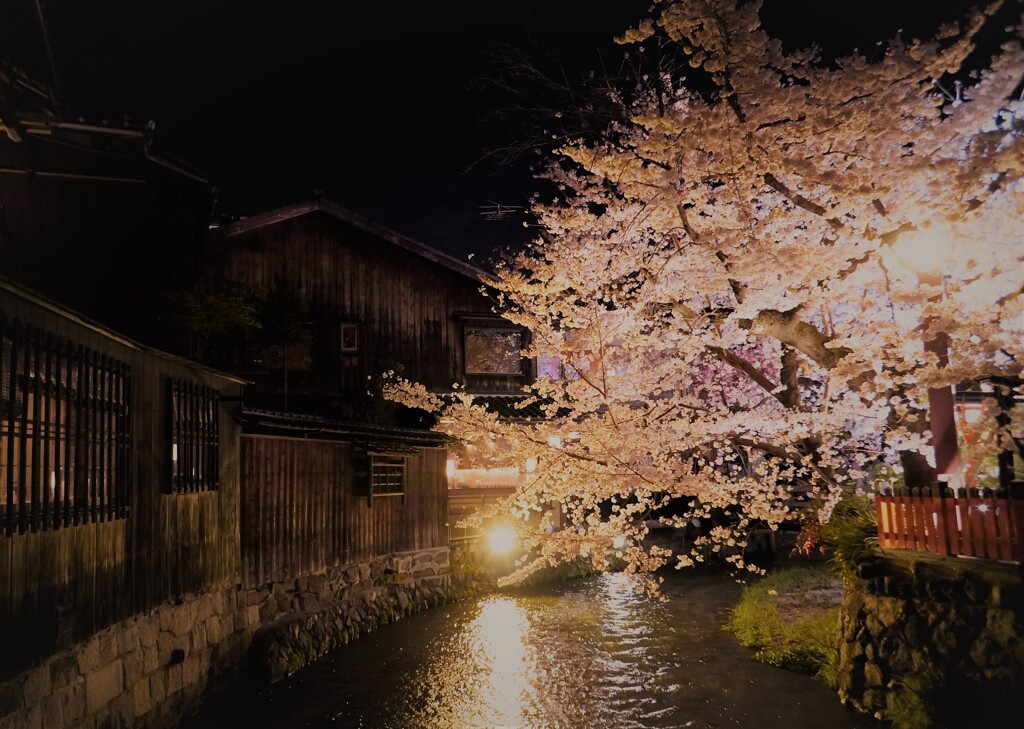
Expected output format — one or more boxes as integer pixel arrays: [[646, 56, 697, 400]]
[[0, 315, 132, 535]]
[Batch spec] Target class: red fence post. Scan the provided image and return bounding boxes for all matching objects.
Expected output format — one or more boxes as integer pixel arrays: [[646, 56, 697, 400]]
[[1008, 481, 1024, 564]]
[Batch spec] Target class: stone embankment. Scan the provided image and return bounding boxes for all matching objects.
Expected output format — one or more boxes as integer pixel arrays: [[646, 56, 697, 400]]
[[0, 546, 465, 729], [250, 548, 464, 682], [837, 551, 1024, 721]]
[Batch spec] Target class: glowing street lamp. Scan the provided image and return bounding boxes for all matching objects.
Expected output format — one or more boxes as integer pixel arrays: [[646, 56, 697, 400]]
[[487, 524, 517, 555]]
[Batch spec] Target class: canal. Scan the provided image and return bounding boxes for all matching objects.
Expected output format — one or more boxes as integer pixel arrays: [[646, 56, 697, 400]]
[[185, 571, 876, 729]]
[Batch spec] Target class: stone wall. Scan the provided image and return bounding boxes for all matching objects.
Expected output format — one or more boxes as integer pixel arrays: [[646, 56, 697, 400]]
[[0, 547, 459, 729], [837, 551, 1024, 724]]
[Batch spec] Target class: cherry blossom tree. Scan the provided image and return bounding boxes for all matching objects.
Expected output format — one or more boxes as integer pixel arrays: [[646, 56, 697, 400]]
[[387, 0, 1024, 584]]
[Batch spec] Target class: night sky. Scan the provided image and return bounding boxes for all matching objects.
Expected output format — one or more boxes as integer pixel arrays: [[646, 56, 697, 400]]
[[2, 0, 998, 265]]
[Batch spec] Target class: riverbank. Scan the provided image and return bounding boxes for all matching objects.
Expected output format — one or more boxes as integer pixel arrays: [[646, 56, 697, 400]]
[[183, 570, 876, 729], [726, 565, 843, 679]]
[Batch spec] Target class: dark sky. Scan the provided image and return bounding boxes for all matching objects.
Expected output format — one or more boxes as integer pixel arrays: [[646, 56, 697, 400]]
[[2, 0, 1000, 265]]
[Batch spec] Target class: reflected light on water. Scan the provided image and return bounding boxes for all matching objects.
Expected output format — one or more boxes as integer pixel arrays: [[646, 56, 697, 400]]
[[469, 597, 536, 727], [413, 596, 539, 729]]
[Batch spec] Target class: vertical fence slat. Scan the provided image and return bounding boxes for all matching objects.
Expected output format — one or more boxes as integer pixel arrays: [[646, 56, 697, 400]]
[[17, 324, 30, 535], [41, 333, 53, 531], [1, 316, 12, 537]]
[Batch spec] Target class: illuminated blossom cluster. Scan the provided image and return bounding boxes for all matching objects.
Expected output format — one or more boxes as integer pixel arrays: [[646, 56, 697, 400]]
[[387, 0, 1024, 583]]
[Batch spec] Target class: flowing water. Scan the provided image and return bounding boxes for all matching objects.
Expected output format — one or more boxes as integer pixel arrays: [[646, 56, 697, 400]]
[[185, 571, 876, 729]]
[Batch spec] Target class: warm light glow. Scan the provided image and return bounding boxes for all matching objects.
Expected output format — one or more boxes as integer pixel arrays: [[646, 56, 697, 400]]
[[893, 224, 955, 275], [465, 598, 535, 726], [524, 457, 538, 473], [449, 466, 521, 488], [487, 525, 517, 555], [962, 406, 982, 425], [401, 596, 538, 727]]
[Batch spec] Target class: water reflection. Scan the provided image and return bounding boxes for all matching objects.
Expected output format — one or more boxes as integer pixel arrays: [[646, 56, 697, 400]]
[[185, 571, 875, 729], [400, 573, 680, 729], [402, 597, 539, 728]]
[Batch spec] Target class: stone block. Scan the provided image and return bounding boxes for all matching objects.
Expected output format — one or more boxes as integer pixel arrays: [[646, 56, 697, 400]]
[[20, 704, 42, 729], [308, 574, 326, 592], [191, 622, 209, 653], [121, 648, 145, 687], [84, 661, 122, 714], [40, 692, 64, 729], [54, 684, 85, 724], [166, 664, 183, 696], [0, 681, 23, 719], [137, 620, 158, 650], [75, 641, 101, 675], [863, 661, 884, 688], [22, 664, 52, 707], [195, 596, 214, 623], [96, 633, 119, 665], [205, 616, 223, 644], [49, 654, 80, 690], [171, 607, 193, 637], [148, 673, 166, 705], [142, 646, 160, 674], [131, 679, 151, 718], [157, 632, 179, 661], [116, 625, 140, 658], [246, 606, 260, 627]]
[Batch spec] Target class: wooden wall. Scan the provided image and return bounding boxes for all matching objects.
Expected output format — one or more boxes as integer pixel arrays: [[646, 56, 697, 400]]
[[240, 435, 447, 588], [214, 213, 528, 418], [0, 286, 240, 679]]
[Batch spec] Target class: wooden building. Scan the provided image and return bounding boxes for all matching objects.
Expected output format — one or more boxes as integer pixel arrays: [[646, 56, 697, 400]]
[[209, 197, 533, 422], [0, 60, 214, 340], [236, 409, 448, 589], [0, 276, 243, 679]]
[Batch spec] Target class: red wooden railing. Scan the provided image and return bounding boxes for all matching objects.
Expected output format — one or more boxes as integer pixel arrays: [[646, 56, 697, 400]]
[[875, 482, 1024, 563]]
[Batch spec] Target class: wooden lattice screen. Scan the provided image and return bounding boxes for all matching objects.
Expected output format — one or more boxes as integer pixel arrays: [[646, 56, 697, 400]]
[[1, 315, 132, 535], [168, 378, 220, 493]]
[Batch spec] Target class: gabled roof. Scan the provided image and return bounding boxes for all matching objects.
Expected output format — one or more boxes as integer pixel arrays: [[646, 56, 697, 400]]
[[218, 198, 496, 285]]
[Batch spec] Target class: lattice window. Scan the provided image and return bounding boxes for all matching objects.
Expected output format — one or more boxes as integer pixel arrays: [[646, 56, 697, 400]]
[[1, 315, 132, 535], [464, 328, 524, 375], [169, 379, 220, 493], [370, 455, 405, 496]]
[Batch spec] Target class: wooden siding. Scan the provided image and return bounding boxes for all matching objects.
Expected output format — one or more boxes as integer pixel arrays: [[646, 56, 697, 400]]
[[0, 286, 240, 679], [214, 212, 528, 417], [240, 435, 447, 588]]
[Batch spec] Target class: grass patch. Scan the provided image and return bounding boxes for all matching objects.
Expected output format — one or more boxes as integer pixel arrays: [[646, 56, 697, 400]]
[[822, 494, 878, 582], [726, 567, 841, 682]]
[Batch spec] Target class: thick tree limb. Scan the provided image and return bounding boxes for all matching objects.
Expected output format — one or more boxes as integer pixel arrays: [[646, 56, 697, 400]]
[[763, 172, 843, 229], [707, 346, 786, 406], [738, 308, 851, 369]]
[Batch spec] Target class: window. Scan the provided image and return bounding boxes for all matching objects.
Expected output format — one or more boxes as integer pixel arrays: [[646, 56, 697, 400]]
[[340, 323, 358, 353], [1, 316, 132, 535], [464, 328, 523, 375], [536, 353, 563, 380], [169, 379, 219, 493], [370, 455, 405, 495]]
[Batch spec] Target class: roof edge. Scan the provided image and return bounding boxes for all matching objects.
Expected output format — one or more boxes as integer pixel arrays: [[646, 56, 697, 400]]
[[219, 198, 498, 286], [0, 275, 248, 385]]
